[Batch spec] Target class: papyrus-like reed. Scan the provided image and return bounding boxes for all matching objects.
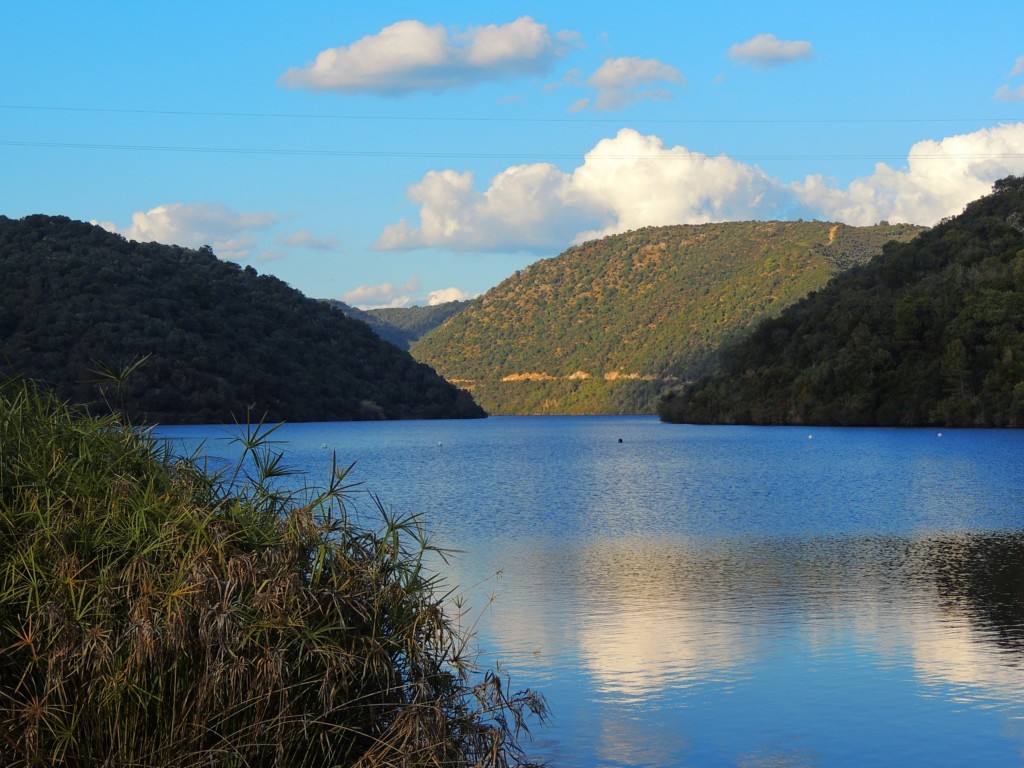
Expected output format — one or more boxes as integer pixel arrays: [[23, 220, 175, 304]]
[[0, 379, 545, 767]]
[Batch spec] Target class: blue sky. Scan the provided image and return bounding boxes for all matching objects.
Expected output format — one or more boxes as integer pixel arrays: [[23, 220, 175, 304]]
[[3, 1, 1024, 307]]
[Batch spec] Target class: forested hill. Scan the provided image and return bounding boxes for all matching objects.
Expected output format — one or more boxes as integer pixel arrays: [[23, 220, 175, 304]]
[[659, 177, 1024, 427], [411, 220, 923, 415], [0, 215, 484, 424], [324, 299, 470, 350], [367, 301, 471, 347]]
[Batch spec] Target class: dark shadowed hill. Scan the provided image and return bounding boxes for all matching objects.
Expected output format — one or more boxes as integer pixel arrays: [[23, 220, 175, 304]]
[[0, 215, 484, 424], [411, 220, 923, 415], [659, 178, 1024, 427]]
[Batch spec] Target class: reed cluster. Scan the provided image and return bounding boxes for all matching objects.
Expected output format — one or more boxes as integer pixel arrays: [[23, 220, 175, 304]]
[[0, 379, 545, 767]]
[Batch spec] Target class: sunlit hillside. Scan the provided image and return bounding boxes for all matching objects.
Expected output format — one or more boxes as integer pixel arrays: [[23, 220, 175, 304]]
[[412, 220, 923, 414]]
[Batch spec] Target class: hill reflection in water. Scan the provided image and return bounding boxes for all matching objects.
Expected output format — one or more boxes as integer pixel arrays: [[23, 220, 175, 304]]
[[157, 417, 1024, 767]]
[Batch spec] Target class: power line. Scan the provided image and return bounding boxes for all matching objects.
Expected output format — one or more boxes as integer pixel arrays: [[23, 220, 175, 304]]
[[3, 138, 1024, 163], [1, 103, 1020, 126]]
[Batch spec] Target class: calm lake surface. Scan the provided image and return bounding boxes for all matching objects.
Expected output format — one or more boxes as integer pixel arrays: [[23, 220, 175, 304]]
[[156, 416, 1024, 768]]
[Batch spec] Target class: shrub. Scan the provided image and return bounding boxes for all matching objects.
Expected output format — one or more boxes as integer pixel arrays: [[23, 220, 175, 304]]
[[0, 379, 545, 767]]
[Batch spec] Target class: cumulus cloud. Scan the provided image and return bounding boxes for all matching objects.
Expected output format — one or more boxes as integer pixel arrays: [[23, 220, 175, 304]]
[[729, 33, 813, 68], [339, 280, 470, 308], [993, 56, 1024, 101], [376, 161, 597, 251], [340, 278, 421, 309], [585, 57, 685, 111], [571, 130, 799, 239], [98, 202, 277, 261], [794, 123, 1024, 226], [994, 85, 1024, 101], [376, 128, 801, 251], [377, 123, 1024, 252], [275, 230, 339, 250], [426, 287, 472, 305], [280, 16, 572, 94]]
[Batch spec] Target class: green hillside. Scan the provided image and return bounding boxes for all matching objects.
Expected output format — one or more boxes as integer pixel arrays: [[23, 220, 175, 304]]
[[659, 178, 1024, 427], [0, 215, 484, 424], [411, 220, 923, 414], [367, 301, 471, 347]]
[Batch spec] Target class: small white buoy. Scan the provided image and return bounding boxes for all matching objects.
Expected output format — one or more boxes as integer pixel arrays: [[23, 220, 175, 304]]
[[321, 442, 327, 449], [937, 433, 942, 438], [808, 434, 813, 440], [437, 441, 443, 447]]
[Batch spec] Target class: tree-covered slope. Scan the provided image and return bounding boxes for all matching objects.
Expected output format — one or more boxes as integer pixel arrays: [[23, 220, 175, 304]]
[[659, 178, 1024, 427], [367, 301, 471, 347], [324, 299, 470, 350], [0, 215, 484, 424], [411, 221, 923, 415], [322, 300, 410, 348]]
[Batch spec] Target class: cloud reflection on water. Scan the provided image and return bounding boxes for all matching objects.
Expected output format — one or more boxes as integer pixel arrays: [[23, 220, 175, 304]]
[[453, 532, 1024, 767], [156, 419, 1024, 767]]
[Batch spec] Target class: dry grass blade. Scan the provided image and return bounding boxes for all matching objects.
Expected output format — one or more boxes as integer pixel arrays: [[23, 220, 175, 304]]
[[0, 377, 546, 767]]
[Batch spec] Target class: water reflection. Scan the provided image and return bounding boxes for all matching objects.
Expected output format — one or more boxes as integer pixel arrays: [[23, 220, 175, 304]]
[[907, 535, 1024, 707], [155, 420, 1024, 767], [456, 532, 1024, 767], [928, 534, 1024, 650]]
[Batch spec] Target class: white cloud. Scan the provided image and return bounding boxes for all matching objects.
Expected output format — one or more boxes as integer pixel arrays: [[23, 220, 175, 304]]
[[462, 16, 553, 68], [211, 236, 260, 263], [426, 287, 472, 305], [570, 130, 798, 239], [794, 123, 1024, 226], [98, 202, 277, 261], [994, 84, 1024, 102], [340, 278, 421, 309], [376, 161, 596, 251], [256, 250, 286, 263], [340, 280, 470, 308], [729, 33, 813, 68], [377, 123, 1024, 252], [376, 128, 801, 251], [585, 57, 685, 111], [275, 230, 339, 250], [993, 57, 1024, 101], [280, 16, 572, 94]]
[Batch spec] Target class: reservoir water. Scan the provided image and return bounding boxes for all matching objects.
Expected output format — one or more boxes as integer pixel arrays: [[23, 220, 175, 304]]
[[156, 416, 1024, 767]]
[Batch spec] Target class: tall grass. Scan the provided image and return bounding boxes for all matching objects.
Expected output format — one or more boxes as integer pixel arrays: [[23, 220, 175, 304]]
[[0, 378, 545, 767]]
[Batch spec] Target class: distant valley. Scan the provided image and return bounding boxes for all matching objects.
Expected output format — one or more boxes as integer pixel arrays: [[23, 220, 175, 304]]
[[324, 299, 470, 350]]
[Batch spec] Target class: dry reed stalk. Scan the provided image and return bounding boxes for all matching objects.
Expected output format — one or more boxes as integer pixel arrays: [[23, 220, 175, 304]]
[[0, 378, 546, 767]]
